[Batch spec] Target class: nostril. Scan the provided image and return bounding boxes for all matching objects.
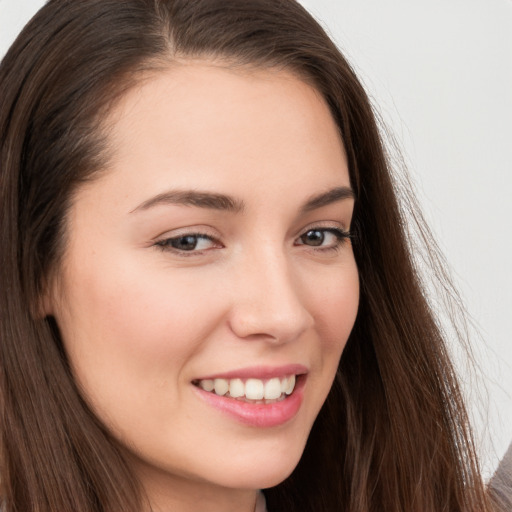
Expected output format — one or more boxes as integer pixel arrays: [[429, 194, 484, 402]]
[[228, 304, 313, 343]]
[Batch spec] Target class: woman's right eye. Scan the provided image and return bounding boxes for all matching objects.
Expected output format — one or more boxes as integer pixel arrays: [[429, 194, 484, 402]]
[[154, 234, 220, 254]]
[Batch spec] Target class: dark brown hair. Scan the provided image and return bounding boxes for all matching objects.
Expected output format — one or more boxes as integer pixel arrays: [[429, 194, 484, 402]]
[[0, 0, 493, 510]]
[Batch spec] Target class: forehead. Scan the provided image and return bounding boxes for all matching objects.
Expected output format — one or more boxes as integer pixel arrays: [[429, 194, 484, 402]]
[[83, 61, 349, 211]]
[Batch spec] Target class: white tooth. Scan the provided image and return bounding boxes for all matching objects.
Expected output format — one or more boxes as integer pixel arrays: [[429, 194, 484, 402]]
[[264, 378, 282, 400], [200, 379, 214, 392], [214, 378, 229, 396], [280, 376, 289, 394], [229, 378, 245, 398], [245, 379, 264, 400], [285, 375, 296, 395]]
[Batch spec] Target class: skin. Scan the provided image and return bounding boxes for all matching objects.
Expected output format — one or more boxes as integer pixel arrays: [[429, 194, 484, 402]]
[[47, 62, 359, 512]]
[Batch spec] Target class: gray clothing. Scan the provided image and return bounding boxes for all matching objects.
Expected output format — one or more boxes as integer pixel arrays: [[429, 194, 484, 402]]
[[489, 443, 512, 511]]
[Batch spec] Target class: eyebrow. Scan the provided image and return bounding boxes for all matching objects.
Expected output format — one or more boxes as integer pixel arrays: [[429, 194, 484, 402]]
[[130, 185, 354, 214], [131, 190, 245, 214], [300, 186, 355, 213]]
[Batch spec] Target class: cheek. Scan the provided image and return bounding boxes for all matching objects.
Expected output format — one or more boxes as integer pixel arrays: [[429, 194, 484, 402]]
[[54, 255, 224, 409], [311, 261, 359, 353], [295, 258, 359, 421]]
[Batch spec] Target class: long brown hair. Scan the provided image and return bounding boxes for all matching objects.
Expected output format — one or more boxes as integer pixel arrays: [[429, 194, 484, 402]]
[[0, 0, 492, 510]]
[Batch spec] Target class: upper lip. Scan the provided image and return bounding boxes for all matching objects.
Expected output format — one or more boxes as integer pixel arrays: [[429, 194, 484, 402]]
[[194, 364, 308, 381]]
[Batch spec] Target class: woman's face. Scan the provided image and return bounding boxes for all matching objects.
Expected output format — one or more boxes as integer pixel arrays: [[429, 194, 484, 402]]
[[48, 63, 359, 503]]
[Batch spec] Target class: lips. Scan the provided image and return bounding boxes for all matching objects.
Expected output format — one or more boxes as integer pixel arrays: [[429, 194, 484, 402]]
[[192, 365, 307, 427]]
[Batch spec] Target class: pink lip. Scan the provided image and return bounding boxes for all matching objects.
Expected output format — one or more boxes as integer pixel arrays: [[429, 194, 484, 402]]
[[195, 364, 308, 381], [193, 371, 307, 428]]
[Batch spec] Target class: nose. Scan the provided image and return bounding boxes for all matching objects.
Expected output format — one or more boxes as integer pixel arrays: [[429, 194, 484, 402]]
[[227, 247, 314, 344]]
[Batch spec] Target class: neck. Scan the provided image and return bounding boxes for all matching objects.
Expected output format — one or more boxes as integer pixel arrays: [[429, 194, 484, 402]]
[[132, 459, 259, 512]]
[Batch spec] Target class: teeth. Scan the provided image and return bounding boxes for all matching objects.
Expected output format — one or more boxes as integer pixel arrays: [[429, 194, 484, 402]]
[[214, 378, 229, 396], [245, 379, 264, 400], [264, 378, 282, 400], [198, 375, 297, 401], [285, 375, 295, 395], [200, 379, 214, 392], [229, 378, 244, 398]]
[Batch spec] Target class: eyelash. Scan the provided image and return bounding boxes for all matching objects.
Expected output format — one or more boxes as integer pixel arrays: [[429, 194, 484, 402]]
[[295, 227, 352, 253], [154, 227, 352, 257]]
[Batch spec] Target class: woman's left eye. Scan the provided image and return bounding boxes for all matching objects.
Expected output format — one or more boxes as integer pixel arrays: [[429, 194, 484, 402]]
[[295, 228, 350, 250], [155, 234, 218, 253]]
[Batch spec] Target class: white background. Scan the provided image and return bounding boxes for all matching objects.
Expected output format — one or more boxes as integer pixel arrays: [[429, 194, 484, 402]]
[[1, 0, 511, 477]]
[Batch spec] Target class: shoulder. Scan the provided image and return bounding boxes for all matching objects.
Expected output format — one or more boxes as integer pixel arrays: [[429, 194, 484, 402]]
[[488, 443, 512, 511]]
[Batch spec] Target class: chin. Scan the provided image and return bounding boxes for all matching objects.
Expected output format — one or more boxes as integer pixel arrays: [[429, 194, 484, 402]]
[[213, 440, 306, 491]]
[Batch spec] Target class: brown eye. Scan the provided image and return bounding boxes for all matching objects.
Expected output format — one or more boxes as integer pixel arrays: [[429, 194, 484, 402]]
[[170, 235, 201, 251], [295, 228, 351, 251], [155, 233, 219, 253], [300, 230, 325, 246]]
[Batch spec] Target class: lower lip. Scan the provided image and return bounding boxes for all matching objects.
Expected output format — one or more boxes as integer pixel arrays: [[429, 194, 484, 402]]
[[193, 376, 306, 428]]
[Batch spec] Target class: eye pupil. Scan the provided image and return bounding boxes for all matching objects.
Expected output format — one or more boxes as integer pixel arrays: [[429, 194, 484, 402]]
[[302, 230, 324, 246], [172, 235, 198, 251]]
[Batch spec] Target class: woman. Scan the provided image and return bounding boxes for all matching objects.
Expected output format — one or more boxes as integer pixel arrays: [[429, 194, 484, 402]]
[[0, 0, 502, 510]]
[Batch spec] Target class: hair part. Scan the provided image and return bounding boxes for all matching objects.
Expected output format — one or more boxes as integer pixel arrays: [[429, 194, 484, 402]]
[[0, 1, 494, 510]]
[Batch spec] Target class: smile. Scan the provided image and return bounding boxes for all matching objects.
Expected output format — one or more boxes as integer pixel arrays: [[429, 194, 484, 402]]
[[192, 366, 307, 427], [194, 375, 296, 403]]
